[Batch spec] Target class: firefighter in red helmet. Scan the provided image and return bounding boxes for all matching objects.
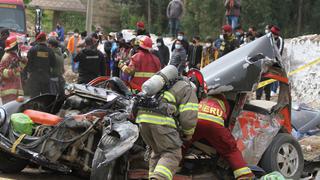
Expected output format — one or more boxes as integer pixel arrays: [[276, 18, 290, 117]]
[[119, 36, 161, 91], [186, 68, 255, 180], [0, 36, 27, 104]]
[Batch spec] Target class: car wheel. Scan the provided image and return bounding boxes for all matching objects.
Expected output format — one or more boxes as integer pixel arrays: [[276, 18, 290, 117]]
[[0, 149, 28, 173], [260, 133, 304, 179]]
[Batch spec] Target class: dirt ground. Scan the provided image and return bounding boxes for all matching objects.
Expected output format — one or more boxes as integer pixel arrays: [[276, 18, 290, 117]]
[[0, 168, 83, 180]]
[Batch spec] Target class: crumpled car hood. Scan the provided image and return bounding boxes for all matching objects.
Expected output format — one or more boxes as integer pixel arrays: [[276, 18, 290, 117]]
[[201, 34, 281, 95]]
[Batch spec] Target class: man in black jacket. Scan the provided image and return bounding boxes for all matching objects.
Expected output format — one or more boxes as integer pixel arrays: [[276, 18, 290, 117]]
[[188, 36, 203, 69], [155, 37, 170, 68], [74, 37, 106, 84], [26, 32, 56, 97]]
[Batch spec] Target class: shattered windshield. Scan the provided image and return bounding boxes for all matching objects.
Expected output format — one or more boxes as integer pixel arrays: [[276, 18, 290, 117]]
[[201, 34, 279, 94], [0, 5, 26, 33]]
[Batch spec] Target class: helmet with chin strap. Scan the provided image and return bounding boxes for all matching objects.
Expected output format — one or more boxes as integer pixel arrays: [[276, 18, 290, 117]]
[[187, 68, 207, 100]]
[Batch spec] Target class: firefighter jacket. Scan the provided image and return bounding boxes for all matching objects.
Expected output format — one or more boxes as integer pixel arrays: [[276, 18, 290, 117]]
[[198, 95, 230, 126], [74, 47, 106, 84], [136, 78, 199, 136], [0, 52, 27, 102], [127, 49, 161, 90], [26, 43, 56, 81]]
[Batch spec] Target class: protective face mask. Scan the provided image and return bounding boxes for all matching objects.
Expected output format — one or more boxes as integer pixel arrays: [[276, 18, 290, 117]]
[[206, 43, 212, 47], [74, 33, 79, 37], [157, 42, 162, 47], [219, 34, 224, 40], [177, 35, 183, 40], [265, 29, 270, 34], [175, 44, 182, 49]]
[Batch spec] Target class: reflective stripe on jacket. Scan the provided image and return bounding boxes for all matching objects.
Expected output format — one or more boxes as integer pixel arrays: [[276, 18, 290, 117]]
[[136, 78, 199, 136], [129, 50, 161, 90], [198, 95, 228, 126]]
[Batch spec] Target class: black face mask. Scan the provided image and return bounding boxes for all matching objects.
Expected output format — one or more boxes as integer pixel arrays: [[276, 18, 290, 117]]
[[192, 40, 197, 44], [223, 34, 228, 39]]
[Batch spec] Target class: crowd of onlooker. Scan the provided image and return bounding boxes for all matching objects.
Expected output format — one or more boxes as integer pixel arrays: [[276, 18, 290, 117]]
[[0, 0, 285, 104]]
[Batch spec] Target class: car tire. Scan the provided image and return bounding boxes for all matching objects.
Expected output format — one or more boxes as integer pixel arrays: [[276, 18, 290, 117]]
[[259, 133, 304, 179], [0, 149, 28, 173]]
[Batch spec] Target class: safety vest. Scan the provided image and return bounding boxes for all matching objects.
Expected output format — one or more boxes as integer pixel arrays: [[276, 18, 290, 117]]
[[198, 96, 228, 126]]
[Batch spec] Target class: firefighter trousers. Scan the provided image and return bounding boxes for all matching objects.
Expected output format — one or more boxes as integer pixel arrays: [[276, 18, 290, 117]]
[[139, 123, 182, 180], [190, 120, 253, 179]]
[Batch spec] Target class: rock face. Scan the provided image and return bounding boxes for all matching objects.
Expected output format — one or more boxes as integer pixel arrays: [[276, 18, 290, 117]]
[[283, 34, 320, 108], [80, 0, 121, 31]]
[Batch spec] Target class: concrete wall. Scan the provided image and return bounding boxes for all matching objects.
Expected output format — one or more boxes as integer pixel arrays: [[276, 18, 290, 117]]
[[81, 0, 121, 32]]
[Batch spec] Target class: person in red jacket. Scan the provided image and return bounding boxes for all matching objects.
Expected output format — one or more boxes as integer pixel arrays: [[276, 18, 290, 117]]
[[0, 36, 27, 104], [118, 36, 161, 91], [192, 94, 255, 179], [185, 69, 254, 180]]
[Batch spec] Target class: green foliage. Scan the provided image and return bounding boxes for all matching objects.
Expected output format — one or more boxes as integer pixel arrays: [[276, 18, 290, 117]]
[[25, 0, 320, 38], [58, 12, 86, 32]]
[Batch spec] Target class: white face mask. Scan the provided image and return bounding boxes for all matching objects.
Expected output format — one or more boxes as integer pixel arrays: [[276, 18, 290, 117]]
[[206, 43, 212, 47], [157, 42, 162, 47], [219, 34, 224, 40], [265, 29, 270, 34], [177, 35, 183, 41], [74, 33, 79, 37], [175, 44, 182, 49]]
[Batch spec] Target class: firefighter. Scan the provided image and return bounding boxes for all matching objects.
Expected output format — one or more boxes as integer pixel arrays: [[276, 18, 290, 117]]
[[136, 65, 201, 180], [0, 36, 27, 104], [187, 69, 255, 180], [118, 36, 161, 91], [25, 32, 56, 97]]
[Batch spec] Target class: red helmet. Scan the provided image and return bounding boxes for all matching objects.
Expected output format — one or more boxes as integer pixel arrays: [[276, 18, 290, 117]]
[[4, 36, 17, 51], [139, 36, 152, 50], [187, 68, 207, 99]]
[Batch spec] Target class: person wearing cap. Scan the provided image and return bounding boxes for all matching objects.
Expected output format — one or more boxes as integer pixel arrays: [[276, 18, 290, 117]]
[[219, 24, 239, 57], [167, 0, 184, 37], [48, 38, 65, 97], [271, 26, 284, 56], [67, 29, 81, 72], [25, 32, 56, 97], [0, 28, 10, 60], [170, 39, 187, 74], [224, 0, 241, 31], [74, 36, 106, 84], [0, 36, 27, 104], [118, 36, 161, 91], [136, 21, 150, 37]]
